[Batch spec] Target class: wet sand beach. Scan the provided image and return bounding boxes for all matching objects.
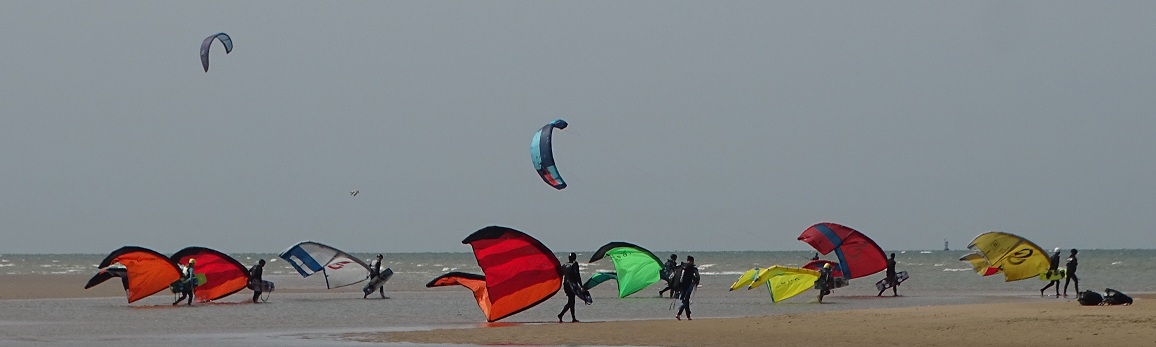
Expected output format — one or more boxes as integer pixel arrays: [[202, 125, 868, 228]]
[[364, 295, 1156, 347]]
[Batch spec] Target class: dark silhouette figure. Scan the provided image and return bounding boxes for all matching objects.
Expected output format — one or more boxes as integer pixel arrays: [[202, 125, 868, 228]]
[[675, 256, 700, 321], [249, 259, 265, 303], [1040, 248, 1062, 297], [878, 253, 900, 297], [1063, 249, 1079, 297], [558, 253, 583, 322]]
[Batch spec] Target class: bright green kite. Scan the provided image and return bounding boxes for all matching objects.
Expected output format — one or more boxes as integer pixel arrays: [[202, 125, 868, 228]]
[[587, 242, 664, 298]]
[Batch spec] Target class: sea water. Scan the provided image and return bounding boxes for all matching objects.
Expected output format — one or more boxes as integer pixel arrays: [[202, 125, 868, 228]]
[[1, 250, 1153, 346]]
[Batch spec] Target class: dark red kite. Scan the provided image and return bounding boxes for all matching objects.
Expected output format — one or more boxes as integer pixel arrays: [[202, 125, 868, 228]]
[[798, 223, 887, 279], [426, 226, 563, 322], [172, 247, 251, 302]]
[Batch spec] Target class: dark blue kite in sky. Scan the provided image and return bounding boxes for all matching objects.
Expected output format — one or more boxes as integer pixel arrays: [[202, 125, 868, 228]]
[[200, 33, 233, 72], [531, 119, 568, 190]]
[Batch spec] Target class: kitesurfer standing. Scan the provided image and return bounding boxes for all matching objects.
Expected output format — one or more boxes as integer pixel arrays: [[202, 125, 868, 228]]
[[659, 254, 679, 298], [249, 259, 265, 303], [1040, 248, 1062, 297], [816, 262, 832, 304], [173, 258, 196, 306], [1063, 249, 1079, 297], [558, 253, 584, 322], [675, 256, 700, 321], [365, 254, 389, 299], [878, 253, 900, 297]]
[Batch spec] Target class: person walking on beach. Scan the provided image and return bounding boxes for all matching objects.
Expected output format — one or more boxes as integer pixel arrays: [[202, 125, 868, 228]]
[[1063, 249, 1079, 297], [173, 258, 196, 306], [816, 262, 833, 303], [364, 254, 389, 299], [659, 254, 679, 298], [249, 259, 265, 303], [1040, 248, 1062, 297], [878, 253, 900, 297], [675, 256, 700, 321], [558, 252, 584, 322]]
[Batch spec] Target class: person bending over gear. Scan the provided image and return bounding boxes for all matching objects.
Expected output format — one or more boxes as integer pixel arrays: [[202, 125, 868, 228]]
[[1039, 248, 1062, 297], [173, 258, 196, 306], [364, 254, 389, 299], [1063, 249, 1079, 297], [816, 262, 833, 304], [558, 253, 585, 322], [676, 256, 700, 321], [878, 253, 900, 297], [659, 254, 680, 298], [249, 259, 265, 303]]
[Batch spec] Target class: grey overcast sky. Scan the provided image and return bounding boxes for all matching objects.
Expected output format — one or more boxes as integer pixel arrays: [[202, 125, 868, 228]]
[[1, 1, 1153, 254]]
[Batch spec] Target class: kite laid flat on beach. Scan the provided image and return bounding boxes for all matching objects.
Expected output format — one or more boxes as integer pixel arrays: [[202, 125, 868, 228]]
[[797, 223, 887, 279], [530, 119, 568, 190], [961, 232, 1050, 282], [279, 241, 373, 289], [200, 32, 233, 72], [85, 246, 181, 303], [744, 266, 821, 303], [171, 247, 250, 302], [586, 242, 664, 298], [426, 226, 563, 322]]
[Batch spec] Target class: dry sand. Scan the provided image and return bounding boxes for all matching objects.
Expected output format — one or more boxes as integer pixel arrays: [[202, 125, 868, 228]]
[[358, 295, 1156, 347]]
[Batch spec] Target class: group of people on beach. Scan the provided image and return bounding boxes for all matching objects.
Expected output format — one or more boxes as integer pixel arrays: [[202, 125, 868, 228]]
[[558, 253, 701, 322], [168, 254, 390, 306]]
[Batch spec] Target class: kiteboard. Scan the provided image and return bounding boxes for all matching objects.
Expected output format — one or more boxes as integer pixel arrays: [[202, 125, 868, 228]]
[[813, 277, 849, 290], [1038, 269, 1066, 281], [362, 268, 394, 295], [169, 274, 206, 293], [874, 271, 909, 292], [247, 280, 275, 292]]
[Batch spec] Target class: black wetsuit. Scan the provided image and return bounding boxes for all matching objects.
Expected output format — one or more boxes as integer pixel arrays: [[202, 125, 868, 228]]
[[558, 261, 583, 322], [173, 265, 195, 305], [1040, 251, 1061, 296], [365, 259, 386, 298], [658, 259, 679, 298], [878, 258, 898, 296], [817, 266, 832, 297], [1063, 254, 1079, 296], [676, 263, 700, 319], [249, 263, 264, 303]]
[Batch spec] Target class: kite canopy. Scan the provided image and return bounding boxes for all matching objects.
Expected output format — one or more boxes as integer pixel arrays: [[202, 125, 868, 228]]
[[87, 246, 181, 303], [743, 266, 821, 302], [426, 226, 562, 322], [587, 242, 664, 298], [200, 32, 233, 72], [963, 232, 1049, 282], [279, 241, 371, 289], [530, 119, 568, 190], [797, 223, 887, 279], [959, 253, 1001, 276], [583, 272, 618, 289], [171, 247, 250, 302]]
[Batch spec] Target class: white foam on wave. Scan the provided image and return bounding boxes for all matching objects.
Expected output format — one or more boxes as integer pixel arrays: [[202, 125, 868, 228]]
[[701, 271, 746, 276], [0, 264, 13, 267], [698, 264, 715, 269], [943, 268, 971, 272]]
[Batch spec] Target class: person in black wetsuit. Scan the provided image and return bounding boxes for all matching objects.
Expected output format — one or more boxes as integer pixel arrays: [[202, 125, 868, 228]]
[[1062, 249, 1079, 297], [812, 253, 820, 261], [249, 259, 265, 303], [816, 262, 832, 303], [173, 258, 196, 306], [364, 254, 389, 299], [675, 256, 700, 321], [558, 253, 583, 322], [878, 253, 900, 297], [1040, 248, 1062, 297], [659, 254, 679, 298]]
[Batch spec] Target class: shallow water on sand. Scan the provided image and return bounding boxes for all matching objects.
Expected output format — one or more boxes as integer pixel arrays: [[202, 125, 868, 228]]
[[2, 250, 1153, 346]]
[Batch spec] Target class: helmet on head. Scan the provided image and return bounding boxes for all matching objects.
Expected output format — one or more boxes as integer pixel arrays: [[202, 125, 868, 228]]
[[1054, 247, 1061, 252], [823, 263, 831, 268], [188, 258, 196, 264]]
